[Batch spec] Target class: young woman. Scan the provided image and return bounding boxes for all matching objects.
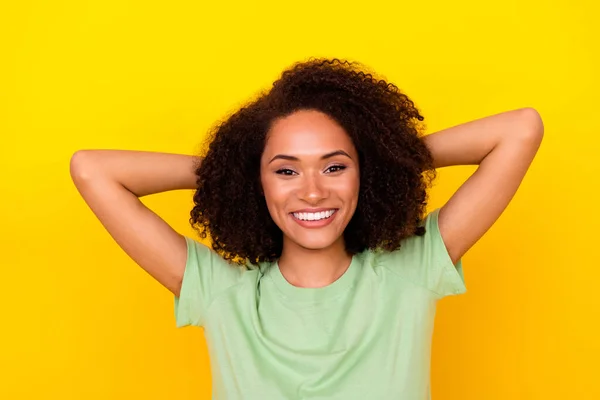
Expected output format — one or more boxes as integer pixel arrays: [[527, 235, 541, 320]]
[[70, 58, 544, 399]]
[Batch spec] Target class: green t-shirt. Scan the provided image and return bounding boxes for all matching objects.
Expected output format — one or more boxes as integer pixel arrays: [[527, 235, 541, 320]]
[[174, 207, 466, 399]]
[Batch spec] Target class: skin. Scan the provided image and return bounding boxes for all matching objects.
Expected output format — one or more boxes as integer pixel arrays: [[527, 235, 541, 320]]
[[260, 109, 360, 288], [422, 108, 544, 265], [71, 107, 543, 298]]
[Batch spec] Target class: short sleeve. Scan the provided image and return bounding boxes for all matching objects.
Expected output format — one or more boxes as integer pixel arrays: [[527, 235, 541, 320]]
[[384, 207, 467, 299], [174, 236, 244, 327]]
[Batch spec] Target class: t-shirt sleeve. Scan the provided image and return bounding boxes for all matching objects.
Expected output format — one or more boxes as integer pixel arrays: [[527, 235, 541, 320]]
[[385, 207, 467, 299], [174, 236, 243, 328]]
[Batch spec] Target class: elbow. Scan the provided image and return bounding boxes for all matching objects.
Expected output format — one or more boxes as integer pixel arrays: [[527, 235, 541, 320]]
[[519, 107, 545, 141], [70, 150, 96, 182]]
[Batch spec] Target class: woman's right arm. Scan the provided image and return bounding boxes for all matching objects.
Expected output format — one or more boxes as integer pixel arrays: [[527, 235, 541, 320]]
[[69, 150, 201, 296]]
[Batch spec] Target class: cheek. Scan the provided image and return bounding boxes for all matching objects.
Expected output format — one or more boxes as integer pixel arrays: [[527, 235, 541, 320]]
[[336, 175, 360, 203], [261, 176, 288, 214], [347, 187, 360, 211]]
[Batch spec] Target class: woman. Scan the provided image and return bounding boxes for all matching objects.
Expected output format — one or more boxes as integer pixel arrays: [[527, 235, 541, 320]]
[[70, 58, 544, 399]]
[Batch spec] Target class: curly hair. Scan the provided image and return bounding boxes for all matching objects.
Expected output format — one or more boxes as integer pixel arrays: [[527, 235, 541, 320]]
[[190, 58, 437, 265]]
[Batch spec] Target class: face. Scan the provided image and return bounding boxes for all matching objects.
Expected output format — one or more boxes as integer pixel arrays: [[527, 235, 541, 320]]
[[260, 109, 360, 251]]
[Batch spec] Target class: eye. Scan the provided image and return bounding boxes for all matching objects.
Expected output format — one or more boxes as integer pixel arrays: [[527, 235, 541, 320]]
[[325, 165, 347, 174], [275, 168, 297, 176]]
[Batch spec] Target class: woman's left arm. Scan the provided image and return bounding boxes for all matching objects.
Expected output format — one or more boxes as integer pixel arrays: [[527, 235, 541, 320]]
[[422, 107, 544, 264]]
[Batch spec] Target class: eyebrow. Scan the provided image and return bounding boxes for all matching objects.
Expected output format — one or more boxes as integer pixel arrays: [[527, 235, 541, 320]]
[[268, 150, 352, 164]]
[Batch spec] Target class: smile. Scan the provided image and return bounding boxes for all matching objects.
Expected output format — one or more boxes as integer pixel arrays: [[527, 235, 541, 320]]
[[290, 209, 338, 229], [292, 209, 336, 221]]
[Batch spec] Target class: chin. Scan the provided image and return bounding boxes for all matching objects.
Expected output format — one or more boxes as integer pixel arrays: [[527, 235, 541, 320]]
[[288, 233, 342, 251], [298, 241, 335, 251]]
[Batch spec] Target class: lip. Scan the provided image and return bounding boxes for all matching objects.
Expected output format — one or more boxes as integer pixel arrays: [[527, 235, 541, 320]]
[[291, 207, 338, 213], [289, 209, 338, 229]]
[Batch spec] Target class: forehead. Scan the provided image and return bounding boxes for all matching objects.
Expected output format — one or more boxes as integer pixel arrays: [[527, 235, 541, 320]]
[[264, 109, 355, 155]]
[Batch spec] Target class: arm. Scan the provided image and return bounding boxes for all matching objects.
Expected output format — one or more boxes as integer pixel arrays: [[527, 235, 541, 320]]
[[70, 150, 201, 296], [422, 107, 544, 264]]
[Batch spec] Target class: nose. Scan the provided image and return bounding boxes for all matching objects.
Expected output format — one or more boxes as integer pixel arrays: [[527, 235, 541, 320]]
[[299, 173, 328, 204]]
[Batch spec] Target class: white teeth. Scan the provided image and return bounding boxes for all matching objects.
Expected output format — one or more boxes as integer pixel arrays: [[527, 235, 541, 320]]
[[293, 210, 335, 221]]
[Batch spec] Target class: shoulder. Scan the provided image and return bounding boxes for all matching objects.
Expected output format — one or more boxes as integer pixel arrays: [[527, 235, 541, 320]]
[[366, 208, 436, 268], [183, 236, 257, 295], [175, 236, 259, 327], [362, 208, 467, 298], [185, 236, 252, 270]]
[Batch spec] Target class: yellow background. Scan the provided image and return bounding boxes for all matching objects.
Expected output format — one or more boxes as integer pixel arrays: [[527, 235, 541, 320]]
[[1, 1, 598, 399]]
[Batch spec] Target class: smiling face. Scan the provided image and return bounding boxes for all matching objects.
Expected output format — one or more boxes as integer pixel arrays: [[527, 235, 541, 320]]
[[260, 109, 360, 252]]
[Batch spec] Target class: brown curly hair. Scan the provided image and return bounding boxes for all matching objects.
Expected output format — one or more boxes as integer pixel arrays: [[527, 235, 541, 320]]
[[190, 58, 437, 265]]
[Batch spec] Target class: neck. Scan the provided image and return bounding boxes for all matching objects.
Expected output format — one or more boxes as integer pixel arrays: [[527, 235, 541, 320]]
[[277, 237, 352, 288]]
